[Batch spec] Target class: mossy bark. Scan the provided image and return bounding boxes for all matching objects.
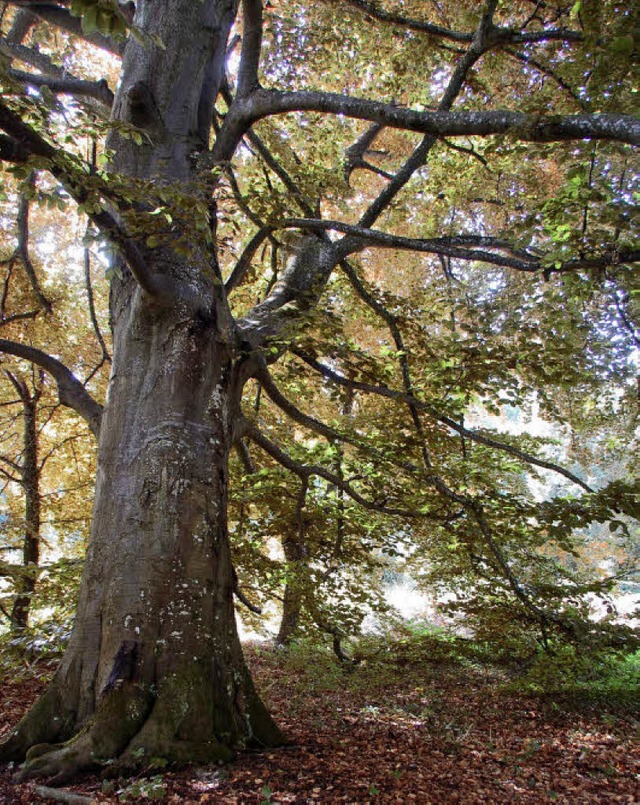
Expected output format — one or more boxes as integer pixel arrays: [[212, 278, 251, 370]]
[[0, 0, 286, 781], [1, 299, 284, 781]]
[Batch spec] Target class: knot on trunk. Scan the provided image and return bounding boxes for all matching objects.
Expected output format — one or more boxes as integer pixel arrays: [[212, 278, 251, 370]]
[[124, 82, 163, 133]]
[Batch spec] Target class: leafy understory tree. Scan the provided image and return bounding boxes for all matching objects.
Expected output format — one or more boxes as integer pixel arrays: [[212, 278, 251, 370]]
[[0, 0, 636, 784]]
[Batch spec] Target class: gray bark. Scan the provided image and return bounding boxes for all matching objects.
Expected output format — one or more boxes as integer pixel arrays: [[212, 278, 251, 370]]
[[0, 0, 283, 780]]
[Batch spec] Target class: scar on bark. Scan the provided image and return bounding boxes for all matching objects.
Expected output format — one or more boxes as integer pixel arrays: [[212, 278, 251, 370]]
[[104, 640, 140, 691]]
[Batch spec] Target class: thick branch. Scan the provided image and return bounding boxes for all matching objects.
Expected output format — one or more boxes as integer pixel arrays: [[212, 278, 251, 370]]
[[8, 2, 123, 55], [0, 339, 102, 437], [232, 90, 640, 147], [237, 0, 263, 98], [238, 238, 338, 346], [8, 69, 114, 106]]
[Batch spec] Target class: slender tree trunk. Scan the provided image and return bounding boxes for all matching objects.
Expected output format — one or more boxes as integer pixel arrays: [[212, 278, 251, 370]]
[[0, 0, 283, 780], [10, 388, 40, 631], [275, 536, 307, 646]]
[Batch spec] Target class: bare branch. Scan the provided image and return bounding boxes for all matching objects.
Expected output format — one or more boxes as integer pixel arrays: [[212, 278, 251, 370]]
[[232, 564, 263, 614], [234, 438, 257, 474], [37, 433, 83, 473], [357, 2, 501, 229], [343, 122, 385, 183], [0, 464, 21, 483], [244, 420, 438, 519], [471, 504, 557, 627], [254, 363, 425, 479], [84, 246, 111, 363], [326, 0, 473, 41], [505, 48, 584, 106], [0, 310, 41, 328], [0, 339, 102, 437], [225, 224, 274, 293], [0, 99, 192, 307], [8, 69, 114, 106], [16, 174, 53, 313], [327, 0, 582, 45], [0, 453, 24, 476], [277, 217, 638, 274]]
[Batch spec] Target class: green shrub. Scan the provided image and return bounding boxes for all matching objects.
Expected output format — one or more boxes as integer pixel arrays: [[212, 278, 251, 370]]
[[506, 644, 640, 713]]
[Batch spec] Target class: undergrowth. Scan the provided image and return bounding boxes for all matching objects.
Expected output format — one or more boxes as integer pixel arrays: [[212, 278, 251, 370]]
[[268, 621, 639, 718]]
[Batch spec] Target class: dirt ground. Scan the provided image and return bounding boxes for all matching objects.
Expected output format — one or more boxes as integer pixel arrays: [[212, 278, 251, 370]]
[[1, 643, 638, 803]]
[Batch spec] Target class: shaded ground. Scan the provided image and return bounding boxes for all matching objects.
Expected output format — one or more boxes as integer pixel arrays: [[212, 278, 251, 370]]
[[1, 642, 638, 803]]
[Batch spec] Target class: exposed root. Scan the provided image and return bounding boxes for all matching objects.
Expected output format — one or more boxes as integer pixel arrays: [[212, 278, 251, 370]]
[[6, 666, 285, 785], [0, 685, 72, 763], [15, 742, 94, 787], [33, 785, 95, 805], [11, 681, 152, 785]]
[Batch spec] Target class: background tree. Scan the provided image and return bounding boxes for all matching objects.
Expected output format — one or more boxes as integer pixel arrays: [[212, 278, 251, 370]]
[[0, 0, 636, 784], [0, 368, 44, 631], [0, 164, 100, 634]]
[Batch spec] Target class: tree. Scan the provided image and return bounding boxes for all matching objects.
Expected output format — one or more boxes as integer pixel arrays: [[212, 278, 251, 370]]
[[0, 365, 97, 634], [0, 0, 637, 783], [0, 369, 44, 631]]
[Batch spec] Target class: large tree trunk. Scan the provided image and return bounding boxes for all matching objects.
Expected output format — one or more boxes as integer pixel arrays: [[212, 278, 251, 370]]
[[1, 287, 282, 780], [0, 0, 283, 781]]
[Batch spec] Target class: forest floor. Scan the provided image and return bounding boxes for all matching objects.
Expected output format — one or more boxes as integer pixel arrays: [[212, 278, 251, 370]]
[[0, 641, 638, 804]]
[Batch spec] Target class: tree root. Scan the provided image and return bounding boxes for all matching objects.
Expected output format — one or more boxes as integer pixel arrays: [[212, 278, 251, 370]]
[[0, 685, 72, 763], [11, 681, 153, 785], [15, 742, 94, 787], [33, 785, 95, 805], [5, 667, 285, 784]]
